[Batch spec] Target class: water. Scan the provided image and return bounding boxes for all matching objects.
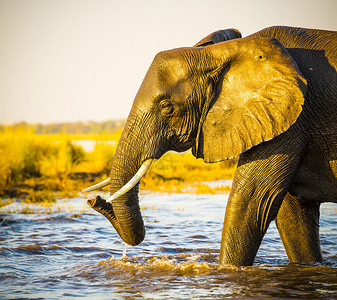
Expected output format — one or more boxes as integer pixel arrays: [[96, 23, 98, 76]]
[[1, 188, 336, 299], [72, 140, 116, 152]]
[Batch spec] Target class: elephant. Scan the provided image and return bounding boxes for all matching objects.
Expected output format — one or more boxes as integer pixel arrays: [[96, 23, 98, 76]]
[[83, 26, 337, 266]]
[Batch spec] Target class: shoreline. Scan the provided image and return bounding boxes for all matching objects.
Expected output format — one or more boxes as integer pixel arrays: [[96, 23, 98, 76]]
[[0, 171, 233, 208]]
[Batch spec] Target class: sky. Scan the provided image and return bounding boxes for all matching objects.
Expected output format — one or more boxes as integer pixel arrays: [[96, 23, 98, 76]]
[[0, 0, 336, 125]]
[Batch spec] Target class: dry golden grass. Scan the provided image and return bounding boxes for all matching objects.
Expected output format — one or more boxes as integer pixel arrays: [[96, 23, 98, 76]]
[[141, 151, 236, 193], [0, 128, 236, 202]]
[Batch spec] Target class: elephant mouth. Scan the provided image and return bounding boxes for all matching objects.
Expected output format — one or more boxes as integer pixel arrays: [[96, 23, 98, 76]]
[[82, 159, 153, 199], [106, 159, 153, 202]]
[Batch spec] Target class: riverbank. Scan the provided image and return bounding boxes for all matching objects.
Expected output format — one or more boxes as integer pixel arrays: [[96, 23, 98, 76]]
[[0, 129, 237, 204]]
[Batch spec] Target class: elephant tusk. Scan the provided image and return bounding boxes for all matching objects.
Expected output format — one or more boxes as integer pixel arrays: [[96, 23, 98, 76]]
[[107, 159, 153, 203], [82, 178, 111, 193]]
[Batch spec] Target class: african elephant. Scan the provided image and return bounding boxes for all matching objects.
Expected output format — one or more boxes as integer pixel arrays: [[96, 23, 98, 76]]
[[83, 26, 337, 266]]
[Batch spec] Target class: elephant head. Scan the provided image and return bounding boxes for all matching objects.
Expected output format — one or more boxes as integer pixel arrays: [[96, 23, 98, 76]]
[[84, 31, 306, 247]]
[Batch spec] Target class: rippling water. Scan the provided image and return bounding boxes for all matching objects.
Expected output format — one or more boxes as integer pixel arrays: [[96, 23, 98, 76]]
[[1, 186, 337, 299]]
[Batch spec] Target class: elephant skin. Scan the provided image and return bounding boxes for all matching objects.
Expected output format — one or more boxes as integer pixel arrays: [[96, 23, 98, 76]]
[[87, 26, 337, 266]]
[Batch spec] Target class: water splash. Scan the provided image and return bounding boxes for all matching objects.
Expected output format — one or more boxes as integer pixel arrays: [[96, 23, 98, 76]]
[[0, 195, 336, 299]]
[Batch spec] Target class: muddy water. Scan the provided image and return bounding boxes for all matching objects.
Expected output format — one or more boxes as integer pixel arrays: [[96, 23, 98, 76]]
[[1, 189, 337, 299]]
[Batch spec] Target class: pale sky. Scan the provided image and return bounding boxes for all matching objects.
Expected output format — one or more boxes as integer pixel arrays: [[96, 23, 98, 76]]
[[1, 0, 336, 124]]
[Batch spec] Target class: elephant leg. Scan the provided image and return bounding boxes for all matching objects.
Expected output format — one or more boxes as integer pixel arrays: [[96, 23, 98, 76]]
[[275, 193, 322, 263], [219, 126, 308, 266], [219, 153, 301, 265]]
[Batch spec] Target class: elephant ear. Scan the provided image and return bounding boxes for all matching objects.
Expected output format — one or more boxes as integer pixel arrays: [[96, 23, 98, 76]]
[[194, 29, 242, 47], [192, 37, 307, 162]]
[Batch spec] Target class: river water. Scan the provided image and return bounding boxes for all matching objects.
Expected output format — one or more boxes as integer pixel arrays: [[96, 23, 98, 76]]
[[1, 186, 337, 299]]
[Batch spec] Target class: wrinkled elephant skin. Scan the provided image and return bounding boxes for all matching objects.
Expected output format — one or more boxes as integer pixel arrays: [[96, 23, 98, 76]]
[[85, 26, 337, 266]]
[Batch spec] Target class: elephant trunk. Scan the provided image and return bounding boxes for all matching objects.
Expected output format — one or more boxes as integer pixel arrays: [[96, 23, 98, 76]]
[[87, 117, 150, 246]]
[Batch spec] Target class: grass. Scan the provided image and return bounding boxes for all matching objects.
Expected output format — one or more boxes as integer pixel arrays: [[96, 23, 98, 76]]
[[141, 151, 236, 194], [0, 127, 236, 203]]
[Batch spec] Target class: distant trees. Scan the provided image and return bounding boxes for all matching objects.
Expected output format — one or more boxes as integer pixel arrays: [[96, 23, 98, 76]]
[[0, 120, 126, 134]]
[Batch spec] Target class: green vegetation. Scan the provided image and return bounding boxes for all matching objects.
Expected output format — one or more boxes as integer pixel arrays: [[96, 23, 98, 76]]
[[0, 122, 237, 203]]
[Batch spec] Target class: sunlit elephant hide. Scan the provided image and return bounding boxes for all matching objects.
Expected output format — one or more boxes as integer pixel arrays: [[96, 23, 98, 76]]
[[83, 26, 337, 266]]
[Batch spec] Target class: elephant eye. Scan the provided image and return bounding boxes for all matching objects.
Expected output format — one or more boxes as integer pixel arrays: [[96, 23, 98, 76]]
[[255, 54, 266, 61], [159, 100, 174, 116]]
